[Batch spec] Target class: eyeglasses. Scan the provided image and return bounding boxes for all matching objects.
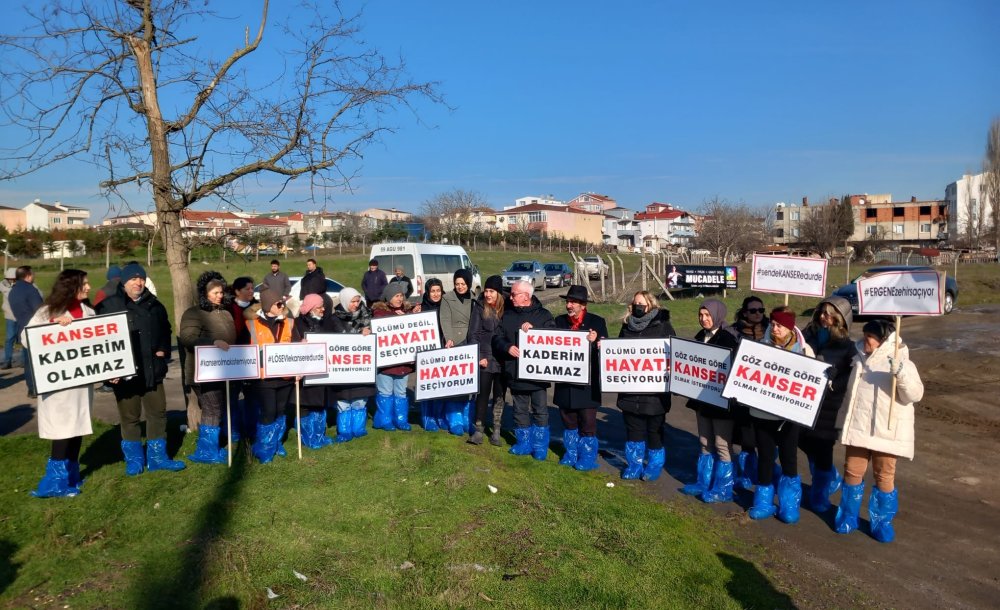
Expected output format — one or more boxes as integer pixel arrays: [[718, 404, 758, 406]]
[[511, 291, 529, 298], [747, 308, 765, 314]]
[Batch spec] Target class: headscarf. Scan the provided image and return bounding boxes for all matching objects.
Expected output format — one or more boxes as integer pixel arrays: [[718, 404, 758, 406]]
[[453, 269, 473, 303], [700, 299, 727, 331], [337, 287, 361, 312], [421, 278, 444, 311], [862, 319, 895, 344]]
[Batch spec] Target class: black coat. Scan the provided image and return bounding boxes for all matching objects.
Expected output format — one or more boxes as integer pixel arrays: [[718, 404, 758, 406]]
[[802, 335, 856, 440], [492, 296, 555, 392], [616, 309, 676, 416], [685, 325, 740, 419], [96, 285, 172, 391], [388, 275, 414, 298], [294, 312, 340, 407], [467, 297, 502, 374], [299, 267, 327, 300], [553, 311, 608, 410]]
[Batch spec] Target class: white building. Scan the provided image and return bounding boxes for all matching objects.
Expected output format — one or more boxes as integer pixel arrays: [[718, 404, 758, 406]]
[[506, 195, 564, 210], [945, 172, 996, 245], [23, 199, 91, 230]]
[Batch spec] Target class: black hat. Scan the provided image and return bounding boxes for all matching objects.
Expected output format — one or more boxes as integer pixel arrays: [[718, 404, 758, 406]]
[[484, 275, 503, 293], [862, 318, 895, 343], [369, 259, 379, 266], [560, 284, 590, 303]]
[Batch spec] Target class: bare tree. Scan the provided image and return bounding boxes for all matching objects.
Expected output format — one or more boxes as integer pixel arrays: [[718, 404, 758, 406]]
[[798, 196, 855, 257], [985, 117, 1000, 253], [421, 189, 489, 241], [861, 226, 891, 262], [962, 168, 986, 249], [0, 1, 439, 322], [694, 197, 770, 261]]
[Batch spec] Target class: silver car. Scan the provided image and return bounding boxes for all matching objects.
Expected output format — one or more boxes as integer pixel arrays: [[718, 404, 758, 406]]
[[501, 260, 546, 291]]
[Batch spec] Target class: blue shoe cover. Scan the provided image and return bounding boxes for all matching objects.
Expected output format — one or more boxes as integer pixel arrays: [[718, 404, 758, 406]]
[[335, 410, 353, 443], [373, 394, 394, 430], [835, 482, 865, 534], [121, 439, 145, 476], [869, 488, 898, 543], [559, 429, 580, 467], [748, 484, 777, 520], [810, 467, 842, 512], [641, 447, 665, 481], [31, 458, 76, 498], [530, 425, 550, 461], [445, 401, 465, 436], [188, 425, 227, 464], [621, 441, 644, 479], [274, 418, 288, 457], [252, 421, 281, 463], [351, 406, 368, 438], [391, 396, 411, 431], [574, 436, 599, 471], [462, 401, 472, 434], [702, 460, 735, 503], [509, 427, 532, 455], [735, 450, 757, 490], [680, 452, 714, 496], [146, 438, 186, 472], [776, 475, 802, 524], [421, 402, 439, 432], [304, 411, 333, 449], [66, 460, 83, 493], [434, 400, 448, 432]]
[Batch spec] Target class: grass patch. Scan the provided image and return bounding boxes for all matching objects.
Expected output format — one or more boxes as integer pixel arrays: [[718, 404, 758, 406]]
[[1, 422, 795, 608]]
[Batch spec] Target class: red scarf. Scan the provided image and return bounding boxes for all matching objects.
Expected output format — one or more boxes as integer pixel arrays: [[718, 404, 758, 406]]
[[65, 299, 84, 320], [568, 307, 586, 330]]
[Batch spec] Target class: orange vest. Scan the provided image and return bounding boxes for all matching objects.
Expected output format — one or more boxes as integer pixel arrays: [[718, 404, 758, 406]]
[[249, 316, 293, 378]]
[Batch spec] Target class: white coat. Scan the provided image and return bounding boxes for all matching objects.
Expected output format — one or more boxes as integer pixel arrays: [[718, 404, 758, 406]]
[[23, 304, 95, 440], [839, 333, 923, 460]]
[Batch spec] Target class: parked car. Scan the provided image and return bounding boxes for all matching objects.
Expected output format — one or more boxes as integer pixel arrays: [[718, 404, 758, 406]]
[[831, 265, 958, 315], [543, 263, 573, 288], [254, 276, 346, 316], [370, 243, 481, 298], [581, 256, 608, 279], [502, 260, 545, 291]]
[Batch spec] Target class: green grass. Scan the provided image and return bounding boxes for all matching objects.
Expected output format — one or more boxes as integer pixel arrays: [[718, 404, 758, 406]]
[[0, 423, 796, 608]]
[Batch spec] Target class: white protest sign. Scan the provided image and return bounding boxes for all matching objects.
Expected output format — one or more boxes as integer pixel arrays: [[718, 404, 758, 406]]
[[25, 312, 137, 394], [370, 310, 441, 367], [721, 340, 829, 428], [414, 344, 480, 401], [261, 342, 329, 378], [751, 254, 829, 298], [194, 345, 260, 383], [303, 333, 378, 385], [669, 337, 733, 410], [598, 338, 670, 394], [517, 329, 590, 384], [857, 269, 945, 316]]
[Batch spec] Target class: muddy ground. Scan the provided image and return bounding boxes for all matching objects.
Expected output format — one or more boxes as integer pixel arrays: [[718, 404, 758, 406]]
[[1, 304, 997, 608]]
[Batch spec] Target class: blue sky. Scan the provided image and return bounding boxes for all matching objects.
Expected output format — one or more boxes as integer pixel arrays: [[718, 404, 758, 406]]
[[1, 0, 998, 221]]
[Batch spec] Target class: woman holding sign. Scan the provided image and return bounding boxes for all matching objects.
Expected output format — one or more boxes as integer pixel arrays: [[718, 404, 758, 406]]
[[179, 271, 237, 465], [440, 269, 475, 437], [747, 308, 814, 524], [467, 275, 506, 446], [681, 299, 740, 503], [293, 294, 337, 449], [328, 287, 375, 442], [800, 296, 855, 513], [372, 283, 422, 432], [835, 319, 923, 543], [553, 285, 608, 471], [617, 291, 676, 481], [417, 278, 446, 432], [25, 269, 94, 498]]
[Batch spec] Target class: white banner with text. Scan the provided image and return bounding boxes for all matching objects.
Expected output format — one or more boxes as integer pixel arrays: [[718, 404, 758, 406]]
[[25, 313, 137, 394], [303, 333, 378, 385], [857, 269, 945, 316], [751, 254, 829, 298], [669, 337, 733, 410], [261, 342, 329, 378], [370, 311, 441, 367], [517, 329, 591, 384], [598, 338, 670, 393], [194, 345, 260, 383], [414, 344, 480, 401]]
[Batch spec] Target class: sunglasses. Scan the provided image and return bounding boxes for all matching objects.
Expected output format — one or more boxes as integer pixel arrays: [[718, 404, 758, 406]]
[[746, 307, 765, 314]]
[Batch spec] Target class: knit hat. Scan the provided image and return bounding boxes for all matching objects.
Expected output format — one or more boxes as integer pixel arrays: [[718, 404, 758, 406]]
[[338, 287, 361, 309], [300, 293, 324, 316], [259, 288, 285, 314], [3, 267, 14, 280], [484, 275, 503, 293], [382, 281, 407, 302], [862, 318, 895, 343], [770, 310, 797, 330], [106, 265, 121, 280], [121, 262, 146, 281], [453, 268, 473, 290], [699, 299, 727, 330], [369, 259, 379, 267]]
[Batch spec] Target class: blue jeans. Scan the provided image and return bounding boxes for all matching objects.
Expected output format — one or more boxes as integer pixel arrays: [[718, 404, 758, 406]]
[[376, 373, 408, 398], [4, 319, 15, 365], [336, 398, 368, 413]]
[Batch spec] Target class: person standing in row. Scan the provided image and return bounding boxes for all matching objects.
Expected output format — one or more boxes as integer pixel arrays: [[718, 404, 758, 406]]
[[328, 287, 374, 442], [0, 267, 17, 369], [440, 269, 474, 436], [179, 271, 237, 465], [493, 280, 555, 461], [417, 278, 446, 432], [97, 263, 185, 476], [362, 259, 388, 307], [262, 259, 291, 299], [729, 295, 768, 490], [836, 319, 923, 543], [93, 265, 121, 307], [800, 296, 856, 512], [372, 283, 420, 432], [247, 288, 298, 463], [467, 275, 506, 446], [300, 258, 330, 309], [680, 299, 739, 502], [293, 294, 336, 449], [388, 266, 414, 298], [553, 285, 607, 471], [25, 270, 94, 498], [9, 266, 43, 397], [227, 276, 258, 440], [747, 307, 813, 523], [618, 290, 676, 481]]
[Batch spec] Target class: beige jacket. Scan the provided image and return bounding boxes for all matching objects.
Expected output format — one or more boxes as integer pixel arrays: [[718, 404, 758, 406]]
[[839, 333, 923, 459]]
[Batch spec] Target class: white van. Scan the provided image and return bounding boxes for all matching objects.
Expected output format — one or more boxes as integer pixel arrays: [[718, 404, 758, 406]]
[[369, 243, 482, 298]]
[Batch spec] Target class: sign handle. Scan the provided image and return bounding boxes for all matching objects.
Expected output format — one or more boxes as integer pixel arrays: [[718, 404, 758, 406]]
[[887, 315, 902, 431], [226, 380, 232, 468], [295, 378, 302, 460], [783, 292, 789, 306]]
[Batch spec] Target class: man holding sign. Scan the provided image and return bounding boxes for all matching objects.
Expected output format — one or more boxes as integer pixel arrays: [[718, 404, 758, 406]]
[[492, 280, 555, 460]]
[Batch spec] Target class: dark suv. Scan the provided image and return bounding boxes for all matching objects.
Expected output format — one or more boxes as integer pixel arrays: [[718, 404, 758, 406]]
[[543, 263, 573, 288], [832, 265, 959, 314]]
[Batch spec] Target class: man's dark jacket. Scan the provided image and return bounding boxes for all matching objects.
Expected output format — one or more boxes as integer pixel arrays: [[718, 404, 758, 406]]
[[492, 295, 555, 392], [299, 267, 327, 299], [362, 269, 388, 303], [96, 285, 172, 390]]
